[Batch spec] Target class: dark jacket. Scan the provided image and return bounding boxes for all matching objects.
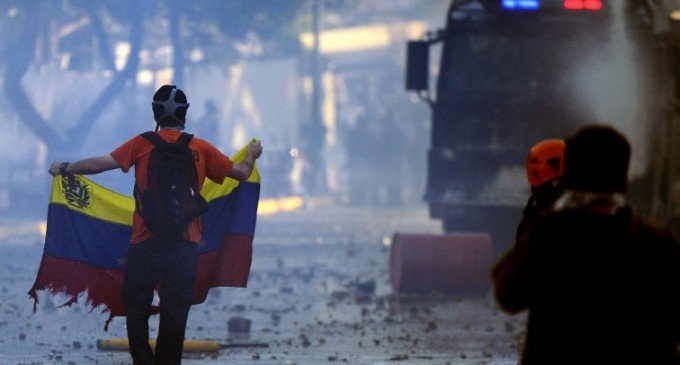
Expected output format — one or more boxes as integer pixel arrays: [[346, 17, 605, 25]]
[[493, 191, 680, 365]]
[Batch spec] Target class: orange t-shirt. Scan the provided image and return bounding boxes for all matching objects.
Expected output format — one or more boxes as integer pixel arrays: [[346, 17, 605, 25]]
[[110, 130, 234, 244]]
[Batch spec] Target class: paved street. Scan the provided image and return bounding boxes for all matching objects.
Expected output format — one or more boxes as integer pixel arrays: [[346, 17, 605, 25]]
[[0, 206, 524, 365]]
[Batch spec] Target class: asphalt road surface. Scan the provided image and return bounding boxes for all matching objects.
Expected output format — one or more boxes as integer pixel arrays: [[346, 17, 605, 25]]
[[0, 206, 525, 365]]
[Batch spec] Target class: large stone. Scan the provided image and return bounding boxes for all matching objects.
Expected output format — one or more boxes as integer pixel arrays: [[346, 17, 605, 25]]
[[228, 317, 252, 334]]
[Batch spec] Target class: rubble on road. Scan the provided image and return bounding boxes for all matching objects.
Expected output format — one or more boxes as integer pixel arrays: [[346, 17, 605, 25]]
[[1, 208, 523, 364]]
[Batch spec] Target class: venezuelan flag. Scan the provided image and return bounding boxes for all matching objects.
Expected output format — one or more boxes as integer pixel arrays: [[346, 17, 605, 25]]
[[29, 144, 260, 329]]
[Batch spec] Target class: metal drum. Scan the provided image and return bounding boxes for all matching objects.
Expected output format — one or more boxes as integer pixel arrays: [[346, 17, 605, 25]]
[[390, 233, 493, 296]]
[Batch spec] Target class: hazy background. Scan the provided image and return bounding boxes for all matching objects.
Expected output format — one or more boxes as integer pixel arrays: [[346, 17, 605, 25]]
[[0, 0, 662, 220], [0, 2, 674, 363], [0, 0, 451, 220]]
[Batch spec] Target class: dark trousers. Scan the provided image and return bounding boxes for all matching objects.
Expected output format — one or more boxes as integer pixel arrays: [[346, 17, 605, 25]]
[[121, 238, 198, 365]]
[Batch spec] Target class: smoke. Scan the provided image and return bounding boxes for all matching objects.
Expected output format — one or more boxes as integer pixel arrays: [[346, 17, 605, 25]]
[[568, 1, 651, 178]]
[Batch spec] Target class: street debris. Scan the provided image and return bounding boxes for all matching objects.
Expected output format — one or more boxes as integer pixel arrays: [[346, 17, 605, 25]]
[[2, 216, 523, 363], [228, 316, 252, 334]]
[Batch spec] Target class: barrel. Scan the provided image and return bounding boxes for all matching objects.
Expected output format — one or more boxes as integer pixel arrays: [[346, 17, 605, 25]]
[[390, 233, 493, 296]]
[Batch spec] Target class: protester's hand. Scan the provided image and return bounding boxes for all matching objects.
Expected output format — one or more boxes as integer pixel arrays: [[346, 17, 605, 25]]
[[249, 140, 263, 159], [49, 161, 61, 177]]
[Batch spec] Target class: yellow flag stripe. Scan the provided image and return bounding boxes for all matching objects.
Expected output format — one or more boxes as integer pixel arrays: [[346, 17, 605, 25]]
[[50, 176, 135, 225], [49, 142, 260, 226]]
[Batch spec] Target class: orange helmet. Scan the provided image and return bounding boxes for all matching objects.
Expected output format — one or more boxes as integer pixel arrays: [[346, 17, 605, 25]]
[[526, 139, 565, 188]]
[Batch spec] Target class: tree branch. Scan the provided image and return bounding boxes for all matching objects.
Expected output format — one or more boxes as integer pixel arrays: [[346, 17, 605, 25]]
[[67, 2, 144, 148], [3, 11, 62, 150]]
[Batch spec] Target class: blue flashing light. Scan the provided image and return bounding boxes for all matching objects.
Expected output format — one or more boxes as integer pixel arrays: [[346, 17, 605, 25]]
[[502, 0, 540, 10]]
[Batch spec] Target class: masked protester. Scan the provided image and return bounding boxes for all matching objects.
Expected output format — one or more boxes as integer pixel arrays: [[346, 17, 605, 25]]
[[493, 125, 680, 365], [492, 138, 565, 313], [516, 139, 566, 241], [49, 85, 263, 365]]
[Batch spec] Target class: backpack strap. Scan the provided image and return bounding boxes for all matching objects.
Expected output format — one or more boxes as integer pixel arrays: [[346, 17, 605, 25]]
[[177, 132, 194, 147], [140, 131, 166, 147], [141, 131, 194, 147]]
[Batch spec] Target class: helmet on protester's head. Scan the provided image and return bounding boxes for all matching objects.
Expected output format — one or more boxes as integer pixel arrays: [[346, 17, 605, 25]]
[[526, 139, 565, 188], [152, 85, 190, 129]]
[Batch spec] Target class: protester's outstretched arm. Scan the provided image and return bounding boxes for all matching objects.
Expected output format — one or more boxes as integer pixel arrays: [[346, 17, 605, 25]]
[[228, 140, 262, 182], [49, 155, 121, 176]]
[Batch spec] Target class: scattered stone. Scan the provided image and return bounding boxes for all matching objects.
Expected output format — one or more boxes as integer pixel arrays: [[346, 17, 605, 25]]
[[355, 296, 372, 305], [330, 290, 350, 301], [72, 341, 81, 349], [272, 313, 281, 326], [18, 333, 26, 340], [356, 280, 376, 293], [389, 354, 409, 361], [299, 334, 311, 347], [228, 317, 252, 334], [424, 321, 437, 333]]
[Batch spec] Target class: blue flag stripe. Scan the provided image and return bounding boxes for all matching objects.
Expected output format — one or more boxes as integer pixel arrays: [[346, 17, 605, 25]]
[[45, 183, 260, 268], [200, 182, 259, 253]]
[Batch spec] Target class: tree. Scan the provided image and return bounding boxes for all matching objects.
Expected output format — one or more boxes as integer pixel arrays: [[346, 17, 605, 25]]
[[0, 0, 144, 152], [0, 1, 347, 152]]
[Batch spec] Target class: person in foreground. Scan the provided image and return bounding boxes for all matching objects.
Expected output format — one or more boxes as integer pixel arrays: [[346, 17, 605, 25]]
[[492, 125, 680, 365], [49, 85, 263, 365], [493, 138, 565, 309], [520, 139, 566, 242]]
